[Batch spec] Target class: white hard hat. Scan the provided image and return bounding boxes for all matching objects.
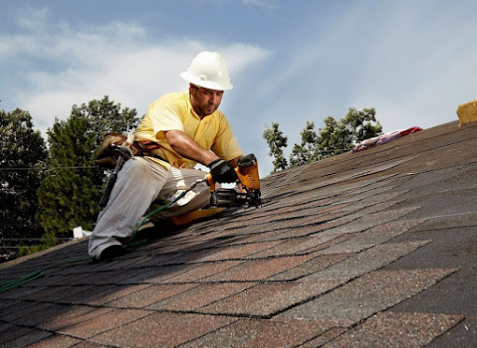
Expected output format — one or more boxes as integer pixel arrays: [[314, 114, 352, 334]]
[[180, 51, 233, 91]]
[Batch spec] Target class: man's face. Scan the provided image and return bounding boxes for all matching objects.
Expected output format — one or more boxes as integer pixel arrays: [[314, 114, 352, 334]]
[[190, 85, 224, 118]]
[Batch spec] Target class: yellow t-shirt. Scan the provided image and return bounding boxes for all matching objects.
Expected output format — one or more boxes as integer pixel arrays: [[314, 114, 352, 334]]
[[134, 91, 242, 169]]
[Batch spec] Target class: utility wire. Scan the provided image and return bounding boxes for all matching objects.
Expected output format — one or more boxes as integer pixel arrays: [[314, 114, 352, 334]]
[[0, 166, 97, 171], [0, 246, 39, 249], [0, 148, 353, 172], [0, 238, 73, 241]]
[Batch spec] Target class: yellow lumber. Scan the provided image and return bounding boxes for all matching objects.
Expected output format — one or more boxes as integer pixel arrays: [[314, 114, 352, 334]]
[[456, 99, 477, 126]]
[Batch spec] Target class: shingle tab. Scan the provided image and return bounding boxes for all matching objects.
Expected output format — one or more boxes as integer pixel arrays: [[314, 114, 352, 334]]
[[322, 312, 463, 348], [89, 312, 236, 348], [279, 269, 456, 323], [180, 318, 343, 348]]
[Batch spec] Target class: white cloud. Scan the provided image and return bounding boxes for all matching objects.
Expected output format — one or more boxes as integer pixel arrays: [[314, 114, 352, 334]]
[[253, 0, 477, 136], [15, 6, 49, 31], [241, 0, 279, 10], [191, 0, 279, 10], [345, 1, 477, 131], [1, 11, 271, 139]]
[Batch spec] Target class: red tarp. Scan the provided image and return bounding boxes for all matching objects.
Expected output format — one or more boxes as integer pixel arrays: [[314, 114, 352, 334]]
[[352, 127, 422, 152]]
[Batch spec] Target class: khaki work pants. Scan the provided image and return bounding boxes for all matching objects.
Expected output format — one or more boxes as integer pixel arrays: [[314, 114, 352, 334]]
[[88, 157, 209, 259]]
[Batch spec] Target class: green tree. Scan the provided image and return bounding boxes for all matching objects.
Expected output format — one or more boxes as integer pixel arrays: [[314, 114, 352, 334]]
[[36, 115, 100, 239], [265, 107, 383, 171], [314, 116, 351, 159], [263, 122, 288, 173], [35, 96, 139, 248], [341, 107, 382, 146], [71, 96, 139, 149], [289, 121, 318, 167], [0, 109, 48, 258], [71, 96, 140, 189], [315, 108, 382, 158]]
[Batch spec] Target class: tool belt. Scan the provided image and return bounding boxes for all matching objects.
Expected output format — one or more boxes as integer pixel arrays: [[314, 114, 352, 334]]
[[95, 132, 166, 169]]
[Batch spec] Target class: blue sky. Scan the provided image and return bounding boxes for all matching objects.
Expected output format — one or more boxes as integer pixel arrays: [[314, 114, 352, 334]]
[[2, 0, 477, 175]]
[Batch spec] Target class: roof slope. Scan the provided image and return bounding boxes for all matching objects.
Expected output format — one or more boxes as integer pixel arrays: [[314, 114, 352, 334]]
[[1, 120, 477, 347]]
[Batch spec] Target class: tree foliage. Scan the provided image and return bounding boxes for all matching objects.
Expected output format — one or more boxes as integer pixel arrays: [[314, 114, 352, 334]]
[[36, 115, 101, 239], [289, 121, 318, 167], [71, 96, 139, 149], [35, 96, 139, 246], [0, 109, 48, 257], [264, 107, 383, 172], [263, 122, 288, 173], [339, 107, 382, 148]]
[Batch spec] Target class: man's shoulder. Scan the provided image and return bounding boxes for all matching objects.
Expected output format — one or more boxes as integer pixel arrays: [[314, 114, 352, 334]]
[[161, 90, 188, 101], [148, 91, 189, 109]]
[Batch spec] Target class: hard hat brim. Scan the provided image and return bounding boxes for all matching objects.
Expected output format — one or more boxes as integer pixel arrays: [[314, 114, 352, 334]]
[[180, 71, 233, 91]]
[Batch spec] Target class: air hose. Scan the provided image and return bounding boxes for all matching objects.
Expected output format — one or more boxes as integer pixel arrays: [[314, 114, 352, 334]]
[[0, 257, 92, 293], [123, 180, 202, 249], [0, 180, 203, 293]]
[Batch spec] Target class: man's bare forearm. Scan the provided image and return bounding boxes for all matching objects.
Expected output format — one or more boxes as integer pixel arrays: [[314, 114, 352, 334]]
[[164, 129, 218, 165]]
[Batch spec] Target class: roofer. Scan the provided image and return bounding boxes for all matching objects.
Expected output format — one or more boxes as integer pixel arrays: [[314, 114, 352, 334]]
[[88, 51, 243, 261]]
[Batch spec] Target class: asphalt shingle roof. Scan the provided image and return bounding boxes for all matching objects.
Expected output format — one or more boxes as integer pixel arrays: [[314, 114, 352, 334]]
[[1, 120, 477, 347]]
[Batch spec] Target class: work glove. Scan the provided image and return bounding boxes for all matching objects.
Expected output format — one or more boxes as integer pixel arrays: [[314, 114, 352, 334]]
[[207, 158, 239, 183]]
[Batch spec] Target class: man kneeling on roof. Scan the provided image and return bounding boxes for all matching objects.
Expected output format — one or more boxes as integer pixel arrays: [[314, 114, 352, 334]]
[[88, 51, 243, 261]]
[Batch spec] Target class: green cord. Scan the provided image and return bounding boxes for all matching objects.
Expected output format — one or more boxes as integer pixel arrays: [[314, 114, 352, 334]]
[[124, 185, 194, 249], [123, 196, 178, 249], [0, 256, 91, 293], [0, 181, 202, 293]]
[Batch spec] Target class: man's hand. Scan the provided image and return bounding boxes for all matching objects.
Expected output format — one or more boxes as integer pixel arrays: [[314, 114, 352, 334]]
[[207, 158, 238, 183]]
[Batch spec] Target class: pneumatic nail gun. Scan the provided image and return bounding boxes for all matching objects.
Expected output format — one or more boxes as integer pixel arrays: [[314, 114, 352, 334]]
[[206, 153, 262, 208]]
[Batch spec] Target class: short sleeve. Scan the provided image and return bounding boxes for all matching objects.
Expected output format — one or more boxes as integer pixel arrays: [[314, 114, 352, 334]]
[[147, 96, 185, 139], [211, 114, 243, 161]]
